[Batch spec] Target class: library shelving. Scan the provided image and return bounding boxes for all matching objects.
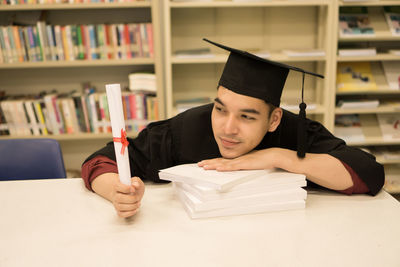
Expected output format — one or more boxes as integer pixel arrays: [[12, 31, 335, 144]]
[[162, 0, 336, 128], [335, 0, 400, 193], [0, 0, 164, 171]]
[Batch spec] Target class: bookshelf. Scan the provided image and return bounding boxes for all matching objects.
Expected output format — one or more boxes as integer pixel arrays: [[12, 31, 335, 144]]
[[335, 0, 400, 193], [0, 1, 164, 172], [162, 0, 335, 128]]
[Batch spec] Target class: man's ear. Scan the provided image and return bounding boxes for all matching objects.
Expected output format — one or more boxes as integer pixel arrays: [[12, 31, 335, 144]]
[[268, 107, 283, 132]]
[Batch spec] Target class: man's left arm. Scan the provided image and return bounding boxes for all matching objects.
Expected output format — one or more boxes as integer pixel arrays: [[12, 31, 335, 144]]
[[199, 146, 384, 195], [198, 148, 353, 190]]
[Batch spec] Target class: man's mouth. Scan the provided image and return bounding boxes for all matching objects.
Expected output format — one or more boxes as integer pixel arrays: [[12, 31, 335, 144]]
[[220, 137, 241, 148]]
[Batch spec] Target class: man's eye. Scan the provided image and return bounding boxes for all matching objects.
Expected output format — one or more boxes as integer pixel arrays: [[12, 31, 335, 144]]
[[241, 114, 255, 120], [215, 106, 225, 112]]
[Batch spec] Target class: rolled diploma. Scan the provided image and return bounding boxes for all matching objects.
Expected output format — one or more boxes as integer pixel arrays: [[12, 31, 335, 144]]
[[106, 84, 131, 185]]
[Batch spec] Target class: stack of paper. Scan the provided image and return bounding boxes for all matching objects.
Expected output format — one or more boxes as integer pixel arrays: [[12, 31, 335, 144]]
[[159, 164, 307, 219]]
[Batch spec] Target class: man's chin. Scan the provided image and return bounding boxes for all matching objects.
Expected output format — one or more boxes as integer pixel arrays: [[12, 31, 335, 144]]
[[219, 148, 242, 159]]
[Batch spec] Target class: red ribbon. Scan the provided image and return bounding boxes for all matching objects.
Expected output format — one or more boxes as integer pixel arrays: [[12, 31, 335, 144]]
[[113, 129, 129, 155]]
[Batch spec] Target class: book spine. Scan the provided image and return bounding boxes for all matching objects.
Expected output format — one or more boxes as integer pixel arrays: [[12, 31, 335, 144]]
[[12, 26, 23, 62], [54, 25, 65, 61], [18, 27, 28, 62]]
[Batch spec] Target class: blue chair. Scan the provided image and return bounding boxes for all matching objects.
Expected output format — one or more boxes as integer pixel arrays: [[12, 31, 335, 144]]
[[0, 138, 66, 180]]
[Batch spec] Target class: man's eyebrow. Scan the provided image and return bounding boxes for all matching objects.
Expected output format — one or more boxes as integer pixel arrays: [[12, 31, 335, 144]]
[[214, 98, 260, 115], [240, 108, 260, 115], [214, 98, 224, 106]]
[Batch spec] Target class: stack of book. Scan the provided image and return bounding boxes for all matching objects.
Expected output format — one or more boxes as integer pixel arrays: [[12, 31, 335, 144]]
[[159, 164, 307, 219]]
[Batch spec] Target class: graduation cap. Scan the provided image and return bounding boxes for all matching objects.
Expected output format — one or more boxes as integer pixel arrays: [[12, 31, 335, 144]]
[[203, 38, 324, 158]]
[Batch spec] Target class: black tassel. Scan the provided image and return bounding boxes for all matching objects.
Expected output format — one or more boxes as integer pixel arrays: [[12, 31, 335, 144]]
[[297, 72, 307, 158]]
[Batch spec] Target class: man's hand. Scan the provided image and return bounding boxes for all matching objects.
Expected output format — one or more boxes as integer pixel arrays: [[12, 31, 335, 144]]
[[198, 149, 278, 171], [92, 173, 145, 218], [112, 177, 145, 218]]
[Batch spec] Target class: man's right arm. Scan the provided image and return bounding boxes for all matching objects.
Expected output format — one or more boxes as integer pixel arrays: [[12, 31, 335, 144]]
[[81, 156, 144, 218], [92, 172, 144, 218]]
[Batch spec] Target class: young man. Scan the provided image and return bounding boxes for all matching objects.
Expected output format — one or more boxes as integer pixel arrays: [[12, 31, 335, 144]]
[[82, 39, 384, 218]]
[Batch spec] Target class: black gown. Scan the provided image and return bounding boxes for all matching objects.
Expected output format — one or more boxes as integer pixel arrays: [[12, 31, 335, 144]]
[[84, 104, 385, 195]]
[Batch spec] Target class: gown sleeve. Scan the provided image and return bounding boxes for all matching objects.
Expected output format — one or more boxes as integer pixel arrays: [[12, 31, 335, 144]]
[[304, 120, 385, 196], [82, 119, 176, 183]]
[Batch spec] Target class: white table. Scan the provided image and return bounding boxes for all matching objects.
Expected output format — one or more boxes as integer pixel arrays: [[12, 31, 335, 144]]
[[0, 179, 399, 267]]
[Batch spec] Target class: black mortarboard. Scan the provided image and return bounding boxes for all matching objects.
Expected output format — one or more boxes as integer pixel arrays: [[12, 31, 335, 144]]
[[203, 38, 324, 158]]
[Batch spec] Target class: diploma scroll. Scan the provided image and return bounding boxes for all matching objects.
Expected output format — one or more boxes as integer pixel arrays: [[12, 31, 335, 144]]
[[106, 84, 131, 186]]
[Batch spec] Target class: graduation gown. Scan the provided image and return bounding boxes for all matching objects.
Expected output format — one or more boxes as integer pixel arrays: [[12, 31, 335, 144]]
[[84, 104, 384, 195]]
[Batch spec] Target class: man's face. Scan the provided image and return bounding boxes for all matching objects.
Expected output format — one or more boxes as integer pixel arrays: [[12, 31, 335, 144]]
[[211, 86, 280, 159]]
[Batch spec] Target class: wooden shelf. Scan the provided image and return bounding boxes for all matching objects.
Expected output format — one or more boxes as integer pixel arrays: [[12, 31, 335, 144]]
[[376, 156, 400, 165], [0, 58, 155, 69], [337, 53, 400, 62], [348, 138, 400, 146], [339, 1, 400, 7], [339, 34, 400, 42], [336, 89, 400, 95], [0, 2, 151, 10], [169, 0, 330, 8], [283, 104, 326, 115], [384, 187, 400, 195], [335, 105, 400, 114], [0, 132, 138, 141], [171, 53, 327, 64]]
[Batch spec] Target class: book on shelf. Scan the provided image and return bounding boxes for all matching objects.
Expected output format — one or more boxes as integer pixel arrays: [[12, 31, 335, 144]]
[[339, 7, 375, 37], [381, 61, 400, 90], [341, 0, 378, 2], [334, 114, 365, 143], [371, 146, 400, 161], [0, 87, 159, 137], [0, 22, 153, 64], [175, 97, 212, 113], [376, 113, 400, 140], [337, 99, 380, 109], [2, 0, 148, 5], [174, 48, 214, 59], [249, 50, 270, 59], [282, 49, 325, 57], [281, 102, 316, 111], [388, 49, 400, 56], [160, 164, 306, 219], [336, 62, 377, 92], [338, 48, 376, 57], [129, 73, 156, 93], [384, 6, 400, 37], [171, 0, 213, 2]]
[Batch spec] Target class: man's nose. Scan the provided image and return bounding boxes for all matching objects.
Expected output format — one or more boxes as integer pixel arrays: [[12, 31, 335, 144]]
[[224, 115, 239, 135]]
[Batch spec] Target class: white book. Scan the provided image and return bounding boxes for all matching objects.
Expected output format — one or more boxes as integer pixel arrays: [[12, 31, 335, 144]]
[[377, 114, 400, 140], [24, 100, 41, 136], [177, 180, 306, 202], [384, 11, 400, 37], [388, 49, 400, 56], [381, 61, 400, 90], [171, 0, 213, 2], [176, 185, 307, 212], [253, 50, 270, 59], [159, 163, 272, 192], [338, 48, 376, 57], [282, 49, 325, 57], [281, 103, 316, 111], [334, 114, 365, 143], [342, 0, 378, 2], [338, 100, 380, 109], [175, 170, 306, 201], [176, 189, 305, 219]]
